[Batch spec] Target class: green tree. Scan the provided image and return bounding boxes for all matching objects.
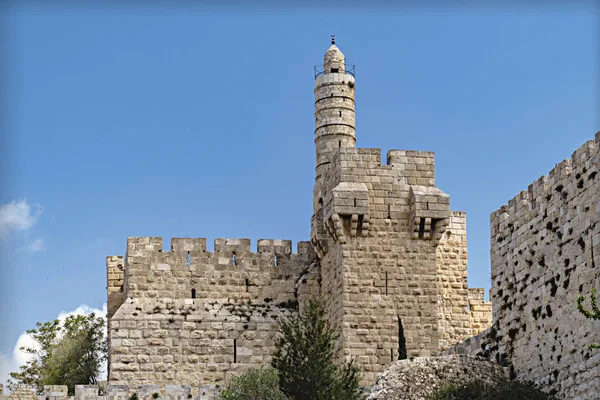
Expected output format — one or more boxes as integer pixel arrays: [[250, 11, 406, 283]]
[[271, 298, 363, 400], [397, 316, 407, 360], [218, 366, 289, 400], [577, 288, 600, 350], [8, 313, 107, 395]]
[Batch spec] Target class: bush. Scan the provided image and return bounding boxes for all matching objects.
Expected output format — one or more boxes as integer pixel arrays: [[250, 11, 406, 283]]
[[271, 298, 363, 400], [218, 366, 288, 400], [427, 379, 555, 400]]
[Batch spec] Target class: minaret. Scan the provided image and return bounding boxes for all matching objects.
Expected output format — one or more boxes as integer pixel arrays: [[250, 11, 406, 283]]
[[313, 36, 356, 213]]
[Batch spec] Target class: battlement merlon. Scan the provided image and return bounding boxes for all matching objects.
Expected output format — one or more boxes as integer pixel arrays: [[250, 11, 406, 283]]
[[123, 237, 313, 257], [489, 131, 600, 236], [328, 147, 436, 187]]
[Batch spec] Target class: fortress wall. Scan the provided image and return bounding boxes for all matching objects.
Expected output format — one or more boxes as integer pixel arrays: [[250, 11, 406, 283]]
[[120, 238, 317, 305], [435, 212, 473, 349], [319, 147, 472, 385], [467, 288, 492, 336], [0, 384, 221, 400], [444, 132, 600, 400], [108, 297, 297, 391], [107, 256, 125, 318]]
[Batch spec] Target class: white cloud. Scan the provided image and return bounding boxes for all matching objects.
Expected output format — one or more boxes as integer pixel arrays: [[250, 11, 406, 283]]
[[19, 238, 45, 253], [0, 200, 43, 235], [0, 303, 108, 392]]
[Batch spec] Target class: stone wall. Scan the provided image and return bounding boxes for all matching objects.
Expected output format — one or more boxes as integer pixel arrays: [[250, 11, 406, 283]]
[[368, 355, 507, 400], [109, 297, 296, 390], [468, 288, 493, 336], [0, 384, 221, 400], [122, 238, 316, 303], [443, 131, 600, 400], [311, 146, 491, 385], [107, 238, 319, 389]]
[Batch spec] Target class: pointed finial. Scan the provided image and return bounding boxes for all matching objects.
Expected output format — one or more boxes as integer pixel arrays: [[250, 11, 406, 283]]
[[331, 35, 335, 45]]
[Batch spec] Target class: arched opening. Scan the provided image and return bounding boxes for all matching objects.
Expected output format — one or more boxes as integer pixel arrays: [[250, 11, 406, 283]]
[[231, 251, 237, 266]]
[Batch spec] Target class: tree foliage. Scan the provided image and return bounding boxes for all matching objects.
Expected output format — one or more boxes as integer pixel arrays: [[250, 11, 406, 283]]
[[427, 379, 555, 400], [218, 366, 288, 400], [577, 288, 600, 350], [397, 316, 407, 360], [271, 298, 363, 400], [8, 313, 107, 395]]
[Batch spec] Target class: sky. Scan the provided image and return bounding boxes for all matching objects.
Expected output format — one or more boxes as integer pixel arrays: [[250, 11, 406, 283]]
[[0, 1, 598, 387]]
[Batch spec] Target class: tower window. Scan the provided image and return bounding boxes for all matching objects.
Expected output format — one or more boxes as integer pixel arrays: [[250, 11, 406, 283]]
[[233, 339, 237, 363], [339, 141, 341, 147], [232, 252, 237, 266], [385, 272, 388, 296], [186, 251, 191, 267], [191, 288, 196, 299], [245, 278, 249, 292], [331, 68, 339, 73], [339, 111, 342, 117], [418, 218, 426, 239], [274, 255, 278, 266]]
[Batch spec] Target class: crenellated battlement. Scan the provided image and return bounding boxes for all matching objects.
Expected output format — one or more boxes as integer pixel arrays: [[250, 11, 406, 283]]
[[328, 147, 436, 187], [490, 132, 600, 233], [126, 237, 312, 257], [109, 236, 319, 307]]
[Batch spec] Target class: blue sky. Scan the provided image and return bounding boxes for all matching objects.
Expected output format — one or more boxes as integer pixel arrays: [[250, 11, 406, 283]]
[[0, 2, 598, 383]]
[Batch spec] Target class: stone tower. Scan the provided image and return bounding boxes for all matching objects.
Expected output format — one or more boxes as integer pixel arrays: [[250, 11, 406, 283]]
[[104, 39, 492, 391], [309, 40, 490, 384], [313, 37, 357, 216]]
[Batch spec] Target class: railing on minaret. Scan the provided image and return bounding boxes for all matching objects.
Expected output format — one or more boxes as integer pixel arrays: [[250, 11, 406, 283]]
[[313, 64, 355, 79]]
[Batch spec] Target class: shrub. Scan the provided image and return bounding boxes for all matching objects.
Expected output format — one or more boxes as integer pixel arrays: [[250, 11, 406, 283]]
[[427, 379, 555, 400], [218, 366, 288, 400], [271, 298, 363, 400]]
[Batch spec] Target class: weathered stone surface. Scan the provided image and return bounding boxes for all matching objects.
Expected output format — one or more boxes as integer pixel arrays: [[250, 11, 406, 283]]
[[444, 132, 600, 399], [102, 41, 491, 391], [368, 355, 506, 400]]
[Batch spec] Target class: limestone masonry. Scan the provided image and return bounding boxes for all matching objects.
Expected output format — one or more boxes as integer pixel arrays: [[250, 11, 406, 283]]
[[103, 41, 492, 391], [443, 133, 600, 399]]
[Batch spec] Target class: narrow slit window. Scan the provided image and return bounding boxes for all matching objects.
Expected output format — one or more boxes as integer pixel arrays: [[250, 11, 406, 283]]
[[274, 255, 278, 266], [245, 278, 249, 293], [338, 140, 341, 147], [187, 251, 191, 267], [390, 348, 394, 362], [353, 197, 357, 207], [385, 272, 388, 296], [418, 218, 426, 239], [339, 111, 342, 117], [191, 288, 196, 299], [233, 339, 237, 363], [387, 204, 391, 219], [232, 252, 237, 266]]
